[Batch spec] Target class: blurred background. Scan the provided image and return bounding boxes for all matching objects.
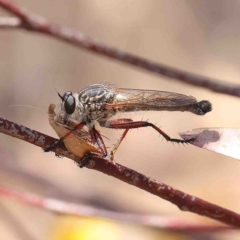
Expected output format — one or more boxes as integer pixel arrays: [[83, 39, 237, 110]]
[[1, 0, 240, 239]]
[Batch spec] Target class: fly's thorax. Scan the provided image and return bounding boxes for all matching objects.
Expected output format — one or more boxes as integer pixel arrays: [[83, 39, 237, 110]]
[[76, 84, 117, 121]]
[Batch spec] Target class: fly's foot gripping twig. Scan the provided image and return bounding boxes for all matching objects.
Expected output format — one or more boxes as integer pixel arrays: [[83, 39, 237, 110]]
[[79, 152, 92, 168], [44, 139, 62, 152]]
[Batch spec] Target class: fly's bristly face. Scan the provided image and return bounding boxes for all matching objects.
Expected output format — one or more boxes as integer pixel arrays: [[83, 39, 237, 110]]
[[57, 91, 85, 124]]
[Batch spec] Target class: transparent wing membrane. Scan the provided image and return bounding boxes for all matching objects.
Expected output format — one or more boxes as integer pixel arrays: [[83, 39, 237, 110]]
[[106, 87, 197, 110]]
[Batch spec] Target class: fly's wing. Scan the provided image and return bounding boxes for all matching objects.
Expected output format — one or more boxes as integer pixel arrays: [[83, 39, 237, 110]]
[[105, 88, 197, 111]]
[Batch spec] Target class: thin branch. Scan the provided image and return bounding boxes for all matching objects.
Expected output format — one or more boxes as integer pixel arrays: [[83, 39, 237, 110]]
[[0, 16, 20, 28], [1, 163, 230, 232], [0, 116, 240, 228], [0, 0, 240, 97], [0, 185, 232, 232], [0, 160, 89, 202]]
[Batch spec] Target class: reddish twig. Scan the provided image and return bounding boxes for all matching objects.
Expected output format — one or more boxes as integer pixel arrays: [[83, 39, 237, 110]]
[[0, 185, 232, 231], [0, 16, 20, 27], [0, 163, 230, 232], [0, 0, 240, 97], [0, 116, 240, 228]]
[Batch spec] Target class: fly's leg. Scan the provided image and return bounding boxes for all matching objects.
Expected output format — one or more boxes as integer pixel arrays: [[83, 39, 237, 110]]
[[102, 118, 196, 147], [79, 152, 106, 168], [79, 152, 97, 168], [91, 126, 108, 157], [79, 152, 92, 168], [44, 122, 86, 152], [110, 129, 129, 160], [107, 119, 133, 160]]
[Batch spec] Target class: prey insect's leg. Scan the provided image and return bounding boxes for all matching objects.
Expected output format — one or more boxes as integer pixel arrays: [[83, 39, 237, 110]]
[[44, 122, 86, 152], [103, 119, 195, 144], [91, 126, 108, 157]]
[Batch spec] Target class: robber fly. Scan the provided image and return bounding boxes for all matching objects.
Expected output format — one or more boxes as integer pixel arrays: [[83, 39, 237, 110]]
[[46, 83, 211, 165]]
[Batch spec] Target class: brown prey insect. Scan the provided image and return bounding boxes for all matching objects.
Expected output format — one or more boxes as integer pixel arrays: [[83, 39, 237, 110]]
[[48, 103, 101, 167], [45, 83, 212, 166]]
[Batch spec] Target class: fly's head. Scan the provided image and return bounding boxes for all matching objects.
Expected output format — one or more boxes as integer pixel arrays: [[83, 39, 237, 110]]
[[58, 84, 118, 125], [57, 91, 85, 123]]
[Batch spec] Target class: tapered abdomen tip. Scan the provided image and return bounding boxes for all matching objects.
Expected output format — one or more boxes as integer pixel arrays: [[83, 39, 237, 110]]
[[194, 100, 212, 115]]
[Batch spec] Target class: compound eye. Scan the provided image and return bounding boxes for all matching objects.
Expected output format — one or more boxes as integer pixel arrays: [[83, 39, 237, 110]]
[[62, 91, 73, 102], [64, 94, 75, 114]]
